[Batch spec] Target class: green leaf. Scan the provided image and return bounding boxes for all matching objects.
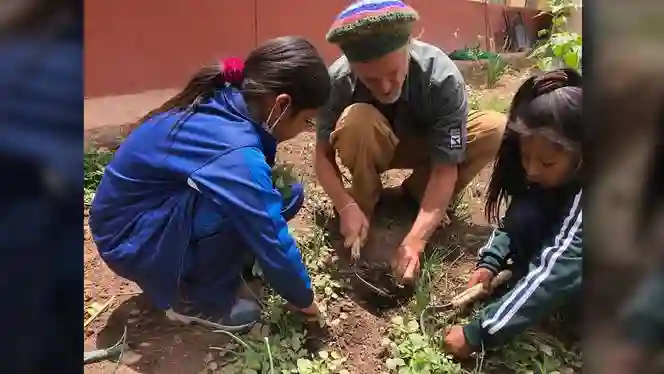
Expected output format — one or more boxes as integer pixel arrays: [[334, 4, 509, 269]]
[[529, 44, 549, 58], [406, 320, 419, 333], [552, 43, 564, 57], [550, 3, 573, 14], [409, 334, 427, 349], [386, 357, 405, 370], [537, 57, 554, 71], [563, 49, 580, 70], [296, 358, 312, 373], [553, 15, 567, 28], [397, 366, 411, 374], [391, 316, 404, 326], [540, 343, 554, 356]]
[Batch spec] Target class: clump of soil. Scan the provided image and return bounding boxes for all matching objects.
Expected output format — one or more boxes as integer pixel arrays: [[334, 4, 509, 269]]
[[350, 263, 414, 309]]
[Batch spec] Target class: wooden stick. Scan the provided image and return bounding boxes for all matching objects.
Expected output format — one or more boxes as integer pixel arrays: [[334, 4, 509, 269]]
[[450, 270, 512, 308], [99, 291, 142, 298], [84, 296, 117, 329]]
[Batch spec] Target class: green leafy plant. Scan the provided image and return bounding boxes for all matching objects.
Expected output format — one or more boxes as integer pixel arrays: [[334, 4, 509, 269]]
[[383, 316, 462, 374], [485, 56, 509, 88], [411, 249, 444, 317], [529, 0, 582, 72], [213, 326, 348, 374], [298, 227, 342, 301], [272, 163, 300, 200], [484, 330, 582, 373], [84, 148, 115, 206]]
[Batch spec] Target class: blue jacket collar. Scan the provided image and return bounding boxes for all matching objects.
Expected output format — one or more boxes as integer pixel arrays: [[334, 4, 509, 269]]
[[206, 86, 278, 166]]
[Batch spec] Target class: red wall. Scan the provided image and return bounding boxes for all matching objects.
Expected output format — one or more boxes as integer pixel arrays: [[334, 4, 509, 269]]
[[85, 0, 537, 98]]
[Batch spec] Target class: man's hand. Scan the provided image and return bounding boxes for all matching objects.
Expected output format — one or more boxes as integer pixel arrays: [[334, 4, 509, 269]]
[[443, 325, 474, 358], [338, 202, 369, 260], [467, 267, 495, 291], [392, 239, 426, 284]]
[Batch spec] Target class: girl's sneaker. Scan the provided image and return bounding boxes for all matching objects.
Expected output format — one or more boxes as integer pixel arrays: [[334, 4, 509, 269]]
[[165, 298, 260, 333]]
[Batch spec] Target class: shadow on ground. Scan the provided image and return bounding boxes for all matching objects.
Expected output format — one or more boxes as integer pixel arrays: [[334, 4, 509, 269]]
[[91, 295, 227, 374]]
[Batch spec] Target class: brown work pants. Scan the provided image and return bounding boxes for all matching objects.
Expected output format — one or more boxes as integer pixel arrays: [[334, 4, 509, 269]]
[[330, 103, 506, 218]]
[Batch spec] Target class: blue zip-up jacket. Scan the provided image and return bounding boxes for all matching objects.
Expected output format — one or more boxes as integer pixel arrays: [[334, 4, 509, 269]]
[[89, 87, 313, 311]]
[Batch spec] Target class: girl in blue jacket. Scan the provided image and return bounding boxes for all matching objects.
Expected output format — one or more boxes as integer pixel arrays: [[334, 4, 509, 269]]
[[444, 68, 583, 357], [89, 36, 331, 332]]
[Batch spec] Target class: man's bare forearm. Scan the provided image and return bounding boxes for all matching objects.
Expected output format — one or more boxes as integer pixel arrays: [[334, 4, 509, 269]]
[[314, 143, 354, 212], [404, 163, 457, 246]]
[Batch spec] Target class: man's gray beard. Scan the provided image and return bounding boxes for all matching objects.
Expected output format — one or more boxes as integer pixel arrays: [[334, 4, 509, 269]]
[[375, 88, 402, 104]]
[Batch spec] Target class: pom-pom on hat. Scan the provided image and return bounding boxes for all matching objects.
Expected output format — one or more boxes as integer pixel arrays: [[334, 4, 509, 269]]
[[326, 0, 419, 62]]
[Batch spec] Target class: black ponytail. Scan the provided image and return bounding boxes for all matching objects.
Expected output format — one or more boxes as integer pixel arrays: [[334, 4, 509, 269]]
[[132, 36, 330, 132]]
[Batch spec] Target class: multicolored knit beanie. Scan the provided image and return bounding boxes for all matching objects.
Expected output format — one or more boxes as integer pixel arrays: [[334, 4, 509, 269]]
[[326, 0, 419, 62]]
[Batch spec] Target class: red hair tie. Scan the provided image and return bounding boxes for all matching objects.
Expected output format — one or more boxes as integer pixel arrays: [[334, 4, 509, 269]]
[[220, 57, 244, 86]]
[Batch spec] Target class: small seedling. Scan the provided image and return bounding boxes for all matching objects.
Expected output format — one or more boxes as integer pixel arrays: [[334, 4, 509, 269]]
[[486, 56, 508, 89]]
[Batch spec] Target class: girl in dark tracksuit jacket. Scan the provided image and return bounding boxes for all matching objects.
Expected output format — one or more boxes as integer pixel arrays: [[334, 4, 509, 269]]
[[444, 68, 583, 357]]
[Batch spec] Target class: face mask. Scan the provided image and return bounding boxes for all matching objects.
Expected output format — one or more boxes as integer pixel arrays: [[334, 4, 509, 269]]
[[265, 101, 290, 134]]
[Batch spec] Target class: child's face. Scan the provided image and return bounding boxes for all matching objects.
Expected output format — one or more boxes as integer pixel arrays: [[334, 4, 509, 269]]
[[272, 108, 319, 142], [519, 134, 579, 188]]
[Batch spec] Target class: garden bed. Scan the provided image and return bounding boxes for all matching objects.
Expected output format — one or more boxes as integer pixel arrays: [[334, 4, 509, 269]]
[[83, 72, 581, 374]]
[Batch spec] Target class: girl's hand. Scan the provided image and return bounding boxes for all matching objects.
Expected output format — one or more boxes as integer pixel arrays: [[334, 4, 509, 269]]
[[443, 325, 474, 358], [297, 302, 320, 316], [467, 268, 495, 290], [287, 301, 320, 321]]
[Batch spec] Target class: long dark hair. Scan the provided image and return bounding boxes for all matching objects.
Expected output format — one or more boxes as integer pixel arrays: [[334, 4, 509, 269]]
[[485, 68, 583, 224], [135, 36, 330, 128], [638, 91, 664, 236]]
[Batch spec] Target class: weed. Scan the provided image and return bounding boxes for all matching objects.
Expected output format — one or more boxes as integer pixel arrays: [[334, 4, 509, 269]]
[[84, 148, 114, 206], [213, 325, 348, 374], [383, 316, 463, 374], [485, 330, 582, 373], [298, 226, 342, 301], [485, 56, 509, 89], [411, 249, 444, 317], [450, 188, 471, 222]]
